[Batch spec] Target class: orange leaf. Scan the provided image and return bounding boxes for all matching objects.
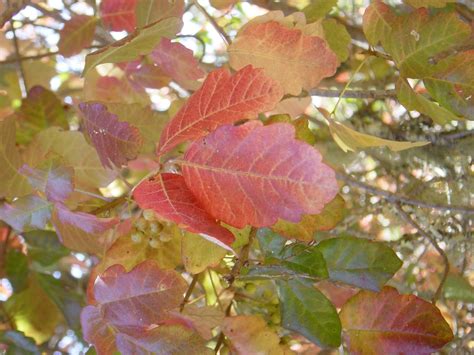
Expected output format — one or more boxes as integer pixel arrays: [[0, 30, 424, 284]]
[[228, 17, 339, 95], [340, 286, 454, 354], [181, 121, 339, 228], [156, 65, 283, 156]]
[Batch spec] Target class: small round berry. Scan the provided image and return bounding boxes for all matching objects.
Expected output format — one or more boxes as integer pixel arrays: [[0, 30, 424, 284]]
[[143, 209, 156, 221]]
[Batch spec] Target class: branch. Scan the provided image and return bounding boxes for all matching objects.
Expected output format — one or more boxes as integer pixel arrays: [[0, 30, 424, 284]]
[[395, 204, 449, 304], [337, 172, 474, 214], [90, 195, 128, 215], [309, 88, 396, 99], [192, 0, 231, 45], [180, 274, 200, 312], [10, 21, 27, 92]]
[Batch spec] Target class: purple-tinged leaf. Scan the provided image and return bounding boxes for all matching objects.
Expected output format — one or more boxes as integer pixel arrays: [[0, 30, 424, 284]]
[[58, 15, 98, 57], [79, 102, 143, 168], [0, 195, 52, 232], [81, 306, 117, 355]]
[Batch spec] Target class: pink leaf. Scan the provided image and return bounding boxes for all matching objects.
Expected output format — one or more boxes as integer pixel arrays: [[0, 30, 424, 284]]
[[90, 260, 187, 332], [58, 15, 97, 57], [100, 0, 137, 32], [20, 160, 74, 202], [0, 195, 51, 232], [156, 65, 283, 156], [151, 38, 205, 90], [125, 61, 171, 89], [81, 306, 117, 355], [181, 121, 339, 228], [79, 102, 143, 168], [52, 203, 118, 254], [133, 173, 235, 247]]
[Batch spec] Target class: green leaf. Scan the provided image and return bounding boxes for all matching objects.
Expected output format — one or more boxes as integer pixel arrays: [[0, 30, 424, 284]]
[[5, 250, 29, 292], [17, 86, 68, 144], [328, 119, 430, 152], [304, 19, 351, 62], [362, 0, 395, 46], [383, 9, 470, 78], [0, 115, 32, 198], [0, 330, 40, 355], [424, 50, 474, 120], [315, 236, 403, 291], [404, 0, 456, 8], [256, 228, 287, 261], [302, 0, 337, 23], [5, 279, 64, 344], [105, 103, 170, 154], [278, 279, 341, 348], [266, 114, 316, 145], [22, 230, 69, 266], [23, 127, 115, 191], [135, 0, 184, 28], [397, 78, 460, 125], [83, 17, 182, 75], [182, 232, 227, 274], [443, 274, 474, 303], [272, 195, 346, 241], [280, 245, 328, 279]]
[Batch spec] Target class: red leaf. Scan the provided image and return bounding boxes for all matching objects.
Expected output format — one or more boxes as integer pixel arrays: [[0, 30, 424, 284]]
[[340, 286, 454, 354], [156, 65, 283, 156], [81, 306, 118, 355], [125, 61, 171, 90], [133, 173, 235, 247], [79, 102, 143, 168], [52, 203, 118, 254], [151, 38, 205, 90], [181, 121, 339, 228], [89, 260, 187, 332], [100, 0, 137, 32], [58, 15, 97, 57]]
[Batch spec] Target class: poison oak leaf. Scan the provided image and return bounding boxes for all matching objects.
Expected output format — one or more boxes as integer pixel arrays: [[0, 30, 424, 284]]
[[0, 115, 31, 198], [340, 286, 454, 354], [100, 0, 137, 32], [228, 15, 339, 95], [86, 261, 187, 332], [0, 195, 52, 232], [52, 203, 119, 254], [180, 121, 339, 228], [362, 1, 395, 46], [133, 173, 235, 247], [156, 65, 283, 156], [20, 160, 74, 203], [405, 0, 456, 8], [125, 61, 171, 90], [58, 15, 97, 57], [79, 102, 143, 168], [135, 0, 185, 28], [168, 305, 224, 340], [81, 306, 117, 355], [151, 38, 205, 90], [83, 17, 182, 75]]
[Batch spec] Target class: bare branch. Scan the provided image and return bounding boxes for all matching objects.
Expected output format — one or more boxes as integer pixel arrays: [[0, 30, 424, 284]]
[[310, 88, 396, 99], [192, 0, 231, 46], [395, 204, 450, 304]]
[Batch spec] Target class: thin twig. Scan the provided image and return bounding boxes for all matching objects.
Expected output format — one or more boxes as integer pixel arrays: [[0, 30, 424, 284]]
[[180, 274, 200, 312], [10, 20, 27, 93], [309, 88, 396, 99], [337, 172, 474, 214], [395, 204, 450, 304], [90, 195, 128, 215], [192, 0, 231, 45], [214, 227, 257, 352]]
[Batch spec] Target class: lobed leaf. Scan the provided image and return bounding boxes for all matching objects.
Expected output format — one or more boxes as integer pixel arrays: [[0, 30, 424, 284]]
[[278, 279, 341, 348], [329, 119, 430, 152], [51, 203, 118, 254], [315, 236, 403, 291], [79, 102, 143, 168], [424, 50, 474, 120], [88, 261, 187, 332], [228, 14, 339, 95], [181, 231, 227, 274], [169, 305, 224, 340], [0, 195, 52, 232], [58, 15, 97, 57], [156, 65, 283, 156], [396, 78, 460, 125], [83, 17, 182, 75], [133, 173, 235, 247], [362, 1, 395, 46], [125, 61, 171, 90], [151, 38, 205, 90], [340, 286, 454, 354], [222, 315, 287, 354], [0, 115, 32, 198], [136, 0, 185, 28], [181, 121, 339, 228], [405, 0, 456, 8], [81, 306, 117, 355], [100, 0, 137, 32], [22, 230, 69, 266]]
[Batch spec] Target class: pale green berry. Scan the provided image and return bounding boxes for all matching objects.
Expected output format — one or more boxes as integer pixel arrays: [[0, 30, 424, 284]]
[[131, 231, 143, 243], [149, 239, 161, 248], [159, 232, 173, 242], [134, 218, 147, 231], [149, 221, 162, 236], [143, 209, 156, 221]]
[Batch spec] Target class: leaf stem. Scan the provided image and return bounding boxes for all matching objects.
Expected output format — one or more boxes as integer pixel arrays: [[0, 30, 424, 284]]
[[180, 274, 200, 312], [394, 204, 450, 304]]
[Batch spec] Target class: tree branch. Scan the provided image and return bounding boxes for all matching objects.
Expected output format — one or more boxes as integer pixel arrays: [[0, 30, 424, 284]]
[[180, 274, 200, 312], [309, 88, 396, 99], [337, 172, 474, 214], [192, 0, 231, 45], [395, 204, 449, 304]]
